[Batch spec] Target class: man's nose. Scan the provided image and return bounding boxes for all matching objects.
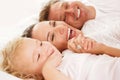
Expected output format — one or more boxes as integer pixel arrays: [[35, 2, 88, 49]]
[[65, 8, 74, 15], [65, 8, 78, 18]]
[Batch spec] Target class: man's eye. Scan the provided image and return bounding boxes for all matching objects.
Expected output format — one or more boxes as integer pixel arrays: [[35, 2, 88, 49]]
[[64, 15, 66, 21], [37, 54, 40, 61], [65, 3, 68, 9]]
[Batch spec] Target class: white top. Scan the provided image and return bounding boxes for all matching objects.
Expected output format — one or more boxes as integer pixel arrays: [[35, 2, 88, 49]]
[[57, 50, 120, 80]]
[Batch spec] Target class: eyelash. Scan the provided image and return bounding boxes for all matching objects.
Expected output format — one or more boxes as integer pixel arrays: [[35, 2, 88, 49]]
[[52, 21, 56, 27], [37, 42, 42, 61], [64, 15, 66, 21], [40, 42, 42, 46], [51, 33, 54, 41], [37, 54, 40, 61]]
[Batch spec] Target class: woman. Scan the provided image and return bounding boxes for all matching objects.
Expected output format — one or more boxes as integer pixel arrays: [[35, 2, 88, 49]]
[[22, 21, 83, 52], [22, 21, 120, 57], [1, 37, 120, 80]]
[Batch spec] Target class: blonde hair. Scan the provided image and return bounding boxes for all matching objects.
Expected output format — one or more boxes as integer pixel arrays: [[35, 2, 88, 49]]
[[39, 0, 60, 21], [1, 37, 44, 80]]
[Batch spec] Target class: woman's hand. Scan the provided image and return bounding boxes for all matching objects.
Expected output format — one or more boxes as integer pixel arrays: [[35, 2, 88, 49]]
[[68, 35, 104, 54], [68, 34, 92, 53]]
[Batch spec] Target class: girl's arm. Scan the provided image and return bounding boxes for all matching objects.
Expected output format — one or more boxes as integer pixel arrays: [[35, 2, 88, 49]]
[[42, 52, 72, 80], [43, 67, 72, 80]]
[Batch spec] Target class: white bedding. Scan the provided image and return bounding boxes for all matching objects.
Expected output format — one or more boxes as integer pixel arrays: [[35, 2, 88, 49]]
[[0, 71, 21, 80], [0, 0, 120, 79], [58, 50, 120, 80]]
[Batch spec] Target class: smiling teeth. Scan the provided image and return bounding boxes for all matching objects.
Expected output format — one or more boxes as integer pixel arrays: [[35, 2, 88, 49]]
[[77, 9, 80, 18], [68, 28, 70, 40]]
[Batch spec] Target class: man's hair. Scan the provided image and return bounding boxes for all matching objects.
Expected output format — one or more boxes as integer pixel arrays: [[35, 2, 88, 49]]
[[1, 37, 44, 80], [21, 24, 36, 38], [39, 0, 60, 21]]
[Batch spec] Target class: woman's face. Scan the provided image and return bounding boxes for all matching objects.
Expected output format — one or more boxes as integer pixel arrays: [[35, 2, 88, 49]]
[[15, 38, 61, 75], [32, 21, 82, 51]]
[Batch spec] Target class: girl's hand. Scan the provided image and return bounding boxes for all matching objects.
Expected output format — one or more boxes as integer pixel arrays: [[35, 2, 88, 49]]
[[45, 52, 63, 68], [42, 52, 63, 74]]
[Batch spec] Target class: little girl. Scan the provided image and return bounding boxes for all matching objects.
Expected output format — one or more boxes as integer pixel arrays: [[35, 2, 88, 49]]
[[1, 37, 120, 80]]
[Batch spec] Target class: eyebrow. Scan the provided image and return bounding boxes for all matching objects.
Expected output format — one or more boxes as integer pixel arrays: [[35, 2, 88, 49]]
[[46, 22, 52, 41], [59, 2, 65, 20]]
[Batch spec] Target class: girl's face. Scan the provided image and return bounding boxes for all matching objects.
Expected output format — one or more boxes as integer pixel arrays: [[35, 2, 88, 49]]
[[15, 38, 61, 75], [32, 21, 82, 51]]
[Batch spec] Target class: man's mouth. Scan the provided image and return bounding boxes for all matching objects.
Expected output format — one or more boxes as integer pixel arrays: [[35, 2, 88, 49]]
[[77, 8, 80, 19]]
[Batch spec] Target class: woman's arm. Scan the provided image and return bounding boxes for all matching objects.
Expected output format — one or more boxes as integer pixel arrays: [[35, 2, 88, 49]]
[[42, 52, 72, 80], [68, 35, 120, 57], [100, 44, 120, 57]]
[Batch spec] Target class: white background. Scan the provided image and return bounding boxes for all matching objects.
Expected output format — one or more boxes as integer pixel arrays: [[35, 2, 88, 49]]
[[0, 0, 50, 49]]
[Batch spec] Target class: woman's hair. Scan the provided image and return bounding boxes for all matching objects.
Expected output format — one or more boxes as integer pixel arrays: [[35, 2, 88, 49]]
[[1, 37, 44, 80], [39, 0, 60, 21], [21, 24, 35, 38]]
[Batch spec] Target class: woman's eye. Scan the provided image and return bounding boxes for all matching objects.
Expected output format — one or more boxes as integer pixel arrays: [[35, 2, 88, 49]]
[[51, 33, 54, 41], [37, 54, 40, 61], [52, 21, 56, 27]]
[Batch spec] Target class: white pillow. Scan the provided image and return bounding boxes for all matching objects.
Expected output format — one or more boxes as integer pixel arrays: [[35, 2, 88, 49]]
[[0, 14, 39, 80], [0, 71, 21, 80]]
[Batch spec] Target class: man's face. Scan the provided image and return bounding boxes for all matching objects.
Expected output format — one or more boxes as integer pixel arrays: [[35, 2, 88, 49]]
[[49, 1, 89, 29], [32, 21, 82, 51]]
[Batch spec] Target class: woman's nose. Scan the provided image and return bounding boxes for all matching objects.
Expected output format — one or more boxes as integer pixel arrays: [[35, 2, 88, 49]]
[[54, 27, 64, 35], [59, 28, 64, 34]]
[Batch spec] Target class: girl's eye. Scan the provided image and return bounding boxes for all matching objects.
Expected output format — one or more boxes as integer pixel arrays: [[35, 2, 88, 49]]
[[40, 42, 42, 46], [37, 54, 40, 61]]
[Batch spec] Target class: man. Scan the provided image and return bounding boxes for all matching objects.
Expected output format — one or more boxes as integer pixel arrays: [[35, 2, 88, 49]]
[[39, 0, 96, 29], [39, 0, 120, 31]]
